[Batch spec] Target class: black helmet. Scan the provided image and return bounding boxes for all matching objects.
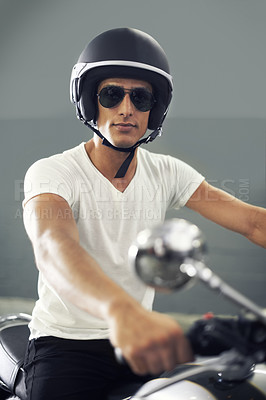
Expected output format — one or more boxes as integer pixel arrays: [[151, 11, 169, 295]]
[[70, 28, 173, 177], [70, 27, 173, 130]]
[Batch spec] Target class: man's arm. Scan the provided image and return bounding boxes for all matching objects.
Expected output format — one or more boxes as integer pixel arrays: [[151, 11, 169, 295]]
[[23, 193, 193, 375], [186, 180, 266, 248]]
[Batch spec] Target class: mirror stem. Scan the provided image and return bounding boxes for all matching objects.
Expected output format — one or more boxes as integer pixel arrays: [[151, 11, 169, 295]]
[[181, 261, 266, 325]]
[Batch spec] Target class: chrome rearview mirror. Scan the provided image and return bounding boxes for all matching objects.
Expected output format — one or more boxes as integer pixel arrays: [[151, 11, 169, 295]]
[[128, 218, 206, 291], [129, 218, 266, 324]]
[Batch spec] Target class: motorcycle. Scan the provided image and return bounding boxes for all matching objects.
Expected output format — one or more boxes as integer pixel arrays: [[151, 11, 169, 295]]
[[0, 218, 266, 399]]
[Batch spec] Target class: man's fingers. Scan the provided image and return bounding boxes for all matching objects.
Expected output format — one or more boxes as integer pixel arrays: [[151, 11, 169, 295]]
[[175, 335, 194, 364], [124, 337, 189, 376], [125, 350, 149, 376]]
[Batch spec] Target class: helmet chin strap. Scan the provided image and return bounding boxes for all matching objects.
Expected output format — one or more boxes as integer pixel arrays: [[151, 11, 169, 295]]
[[75, 104, 164, 178]]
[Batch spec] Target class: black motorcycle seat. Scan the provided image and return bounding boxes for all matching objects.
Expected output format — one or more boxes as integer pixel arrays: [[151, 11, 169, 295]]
[[0, 324, 29, 397]]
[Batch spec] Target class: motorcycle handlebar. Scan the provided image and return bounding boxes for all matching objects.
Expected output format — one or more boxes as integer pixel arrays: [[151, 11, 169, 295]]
[[187, 315, 266, 362], [115, 315, 266, 366]]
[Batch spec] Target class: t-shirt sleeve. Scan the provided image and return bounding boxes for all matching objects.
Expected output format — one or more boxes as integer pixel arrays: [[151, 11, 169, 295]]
[[166, 155, 205, 209], [22, 157, 74, 208]]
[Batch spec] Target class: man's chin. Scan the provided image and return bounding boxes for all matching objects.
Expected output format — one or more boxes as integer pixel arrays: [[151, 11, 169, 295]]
[[109, 137, 137, 150]]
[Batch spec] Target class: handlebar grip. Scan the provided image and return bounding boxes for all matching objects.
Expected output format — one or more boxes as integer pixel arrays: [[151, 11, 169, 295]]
[[186, 316, 266, 360], [186, 318, 232, 356]]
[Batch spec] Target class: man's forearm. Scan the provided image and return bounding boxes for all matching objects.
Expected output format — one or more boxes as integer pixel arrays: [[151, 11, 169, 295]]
[[33, 229, 139, 323], [187, 182, 266, 248], [245, 206, 266, 248]]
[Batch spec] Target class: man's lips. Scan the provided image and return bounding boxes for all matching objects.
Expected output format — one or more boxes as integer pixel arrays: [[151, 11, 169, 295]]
[[113, 123, 137, 132]]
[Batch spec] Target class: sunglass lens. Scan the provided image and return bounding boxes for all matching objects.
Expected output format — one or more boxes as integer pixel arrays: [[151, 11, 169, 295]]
[[131, 89, 155, 112], [99, 86, 124, 108]]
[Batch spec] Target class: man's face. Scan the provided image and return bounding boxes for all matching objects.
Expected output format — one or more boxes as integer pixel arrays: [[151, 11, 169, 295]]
[[96, 78, 152, 149]]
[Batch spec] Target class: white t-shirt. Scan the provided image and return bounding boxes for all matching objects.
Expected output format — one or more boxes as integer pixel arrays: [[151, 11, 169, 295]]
[[23, 143, 204, 340]]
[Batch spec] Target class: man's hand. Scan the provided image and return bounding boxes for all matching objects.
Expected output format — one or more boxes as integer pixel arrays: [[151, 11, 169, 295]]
[[108, 302, 194, 376]]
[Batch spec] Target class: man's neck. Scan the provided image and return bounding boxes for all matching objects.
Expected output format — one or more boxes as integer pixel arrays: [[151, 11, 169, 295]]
[[84, 138, 138, 192]]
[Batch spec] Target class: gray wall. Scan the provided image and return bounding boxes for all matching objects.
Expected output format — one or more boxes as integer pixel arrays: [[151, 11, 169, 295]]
[[0, 0, 265, 315]]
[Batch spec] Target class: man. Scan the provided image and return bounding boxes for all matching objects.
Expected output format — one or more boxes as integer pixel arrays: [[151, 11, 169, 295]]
[[22, 28, 266, 399]]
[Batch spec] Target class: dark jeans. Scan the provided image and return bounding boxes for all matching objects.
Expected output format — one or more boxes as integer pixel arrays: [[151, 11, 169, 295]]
[[23, 337, 151, 400]]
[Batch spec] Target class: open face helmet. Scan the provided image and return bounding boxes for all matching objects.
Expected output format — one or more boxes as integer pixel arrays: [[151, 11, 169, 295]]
[[70, 28, 173, 177]]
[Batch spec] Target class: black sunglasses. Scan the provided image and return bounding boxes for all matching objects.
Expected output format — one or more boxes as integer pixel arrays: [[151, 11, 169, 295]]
[[97, 85, 156, 112]]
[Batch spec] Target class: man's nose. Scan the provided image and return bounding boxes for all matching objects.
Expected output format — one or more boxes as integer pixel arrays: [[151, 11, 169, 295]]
[[118, 93, 134, 116]]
